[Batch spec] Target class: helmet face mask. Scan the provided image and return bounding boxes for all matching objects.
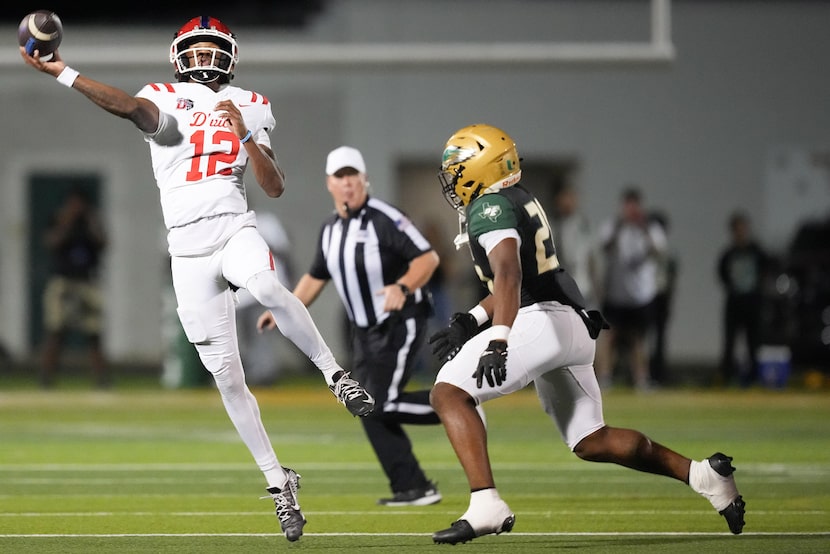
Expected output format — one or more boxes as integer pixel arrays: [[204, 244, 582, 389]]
[[170, 16, 239, 84], [439, 124, 522, 212], [438, 163, 466, 212]]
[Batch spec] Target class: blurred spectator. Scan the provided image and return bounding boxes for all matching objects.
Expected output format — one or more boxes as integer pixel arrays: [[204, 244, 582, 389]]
[[595, 186, 666, 390], [783, 215, 830, 370], [39, 187, 109, 388], [551, 181, 601, 308], [717, 211, 770, 387], [235, 211, 296, 385], [648, 210, 678, 385]]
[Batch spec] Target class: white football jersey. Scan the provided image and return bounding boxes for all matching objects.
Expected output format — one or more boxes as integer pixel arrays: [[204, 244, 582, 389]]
[[136, 82, 276, 255]]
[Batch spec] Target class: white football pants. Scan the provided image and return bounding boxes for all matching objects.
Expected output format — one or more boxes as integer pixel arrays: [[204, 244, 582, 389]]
[[435, 301, 606, 450], [171, 225, 342, 488]]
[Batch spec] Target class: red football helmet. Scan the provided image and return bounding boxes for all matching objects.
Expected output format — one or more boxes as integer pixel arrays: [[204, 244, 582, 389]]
[[170, 16, 239, 84]]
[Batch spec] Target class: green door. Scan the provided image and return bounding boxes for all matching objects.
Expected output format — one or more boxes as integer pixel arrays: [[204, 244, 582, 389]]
[[27, 174, 102, 351]]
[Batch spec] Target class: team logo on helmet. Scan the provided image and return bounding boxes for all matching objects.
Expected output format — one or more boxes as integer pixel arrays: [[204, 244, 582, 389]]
[[442, 145, 476, 168], [438, 124, 522, 211]]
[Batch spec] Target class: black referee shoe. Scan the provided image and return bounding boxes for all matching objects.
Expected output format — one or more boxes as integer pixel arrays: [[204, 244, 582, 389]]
[[378, 481, 442, 506]]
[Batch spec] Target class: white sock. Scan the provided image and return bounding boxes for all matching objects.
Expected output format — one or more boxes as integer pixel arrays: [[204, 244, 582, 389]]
[[266, 467, 288, 491], [322, 366, 343, 387], [469, 488, 502, 506], [688, 459, 738, 512], [460, 488, 512, 532]]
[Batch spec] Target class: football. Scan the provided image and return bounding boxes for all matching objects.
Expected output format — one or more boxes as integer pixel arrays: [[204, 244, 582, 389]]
[[18, 10, 63, 61]]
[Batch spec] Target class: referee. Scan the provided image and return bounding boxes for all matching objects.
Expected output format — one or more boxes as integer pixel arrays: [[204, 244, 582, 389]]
[[259, 146, 442, 506]]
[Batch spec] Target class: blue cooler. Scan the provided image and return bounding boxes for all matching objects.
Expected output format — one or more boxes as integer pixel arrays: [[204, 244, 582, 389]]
[[757, 345, 791, 388]]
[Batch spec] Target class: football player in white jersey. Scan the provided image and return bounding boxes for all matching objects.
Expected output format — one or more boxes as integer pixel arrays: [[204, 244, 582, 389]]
[[20, 15, 375, 543]]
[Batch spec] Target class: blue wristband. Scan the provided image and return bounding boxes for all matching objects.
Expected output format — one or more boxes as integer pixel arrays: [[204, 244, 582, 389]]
[[239, 130, 253, 144]]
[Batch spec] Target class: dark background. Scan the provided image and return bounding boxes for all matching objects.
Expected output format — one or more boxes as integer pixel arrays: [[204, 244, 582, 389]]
[[11, 2, 326, 28]]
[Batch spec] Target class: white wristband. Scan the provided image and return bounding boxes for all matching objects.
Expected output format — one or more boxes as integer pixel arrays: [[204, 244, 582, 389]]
[[56, 66, 79, 88], [489, 325, 511, 342], [468, 304, 489, 327]]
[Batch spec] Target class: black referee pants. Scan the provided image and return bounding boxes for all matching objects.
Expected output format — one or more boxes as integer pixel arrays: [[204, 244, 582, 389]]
[[351, 308, 441, 493]]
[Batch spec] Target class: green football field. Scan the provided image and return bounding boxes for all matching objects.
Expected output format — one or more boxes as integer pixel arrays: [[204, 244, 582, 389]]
[[1, 374, 828, 553]]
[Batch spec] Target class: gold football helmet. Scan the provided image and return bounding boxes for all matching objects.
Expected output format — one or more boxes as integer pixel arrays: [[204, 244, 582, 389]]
[[439, 124, 522, 211]]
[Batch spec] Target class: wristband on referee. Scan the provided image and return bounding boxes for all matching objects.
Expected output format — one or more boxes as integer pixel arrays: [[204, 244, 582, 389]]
[[239, 129, 253, 144], [468, 304, 489, 327], [489, 324, 511, 342], [56, 66, 79, 88]]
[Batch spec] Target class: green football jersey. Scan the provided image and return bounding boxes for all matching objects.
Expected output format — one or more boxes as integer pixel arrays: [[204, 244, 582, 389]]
[[465, 184, 567, 306]]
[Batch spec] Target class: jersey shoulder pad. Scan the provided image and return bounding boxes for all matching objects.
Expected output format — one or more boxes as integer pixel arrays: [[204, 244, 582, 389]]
[[229, 86, 271, 106], [140, 82, 179, 94], [135, 83, 181, 103], [244, 91, 270, 106], [230, 87, 276, 133], [467, 192, 518, 237]]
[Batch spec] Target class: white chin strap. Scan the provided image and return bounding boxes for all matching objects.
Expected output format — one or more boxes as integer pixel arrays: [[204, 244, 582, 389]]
[[453, 213, 469, 250]]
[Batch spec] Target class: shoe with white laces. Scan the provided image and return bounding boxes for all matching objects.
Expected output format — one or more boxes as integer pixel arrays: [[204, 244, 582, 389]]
[[330, 371, 375, 417], [432, 498, 515, 544], [263, 467, 306, 542], [690, 452, 746, 534]]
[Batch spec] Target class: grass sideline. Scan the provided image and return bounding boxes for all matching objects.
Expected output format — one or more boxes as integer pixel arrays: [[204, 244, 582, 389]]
[[0, 373, 828, 553]]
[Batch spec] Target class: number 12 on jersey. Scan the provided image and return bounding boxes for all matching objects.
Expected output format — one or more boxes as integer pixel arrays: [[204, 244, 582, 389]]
[[186, 129, 241, 181]]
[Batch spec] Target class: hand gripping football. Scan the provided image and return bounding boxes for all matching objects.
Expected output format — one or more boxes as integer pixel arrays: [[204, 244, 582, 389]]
[[18, 10, 63, 61]]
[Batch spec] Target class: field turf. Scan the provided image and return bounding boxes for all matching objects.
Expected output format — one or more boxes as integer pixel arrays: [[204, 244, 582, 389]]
[[1, 373, 828, 553]]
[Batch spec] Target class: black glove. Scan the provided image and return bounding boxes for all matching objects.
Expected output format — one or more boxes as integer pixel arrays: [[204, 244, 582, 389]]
[[473, 340, 508, 388], [428, 311, 479, 362]]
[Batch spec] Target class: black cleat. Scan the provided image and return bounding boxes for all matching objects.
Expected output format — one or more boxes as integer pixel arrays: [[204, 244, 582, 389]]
[[708, 452, 736, 478], [432, 515, 515, 545], [707, 452, 746, 534], [330, 371, 375, 417], [719, 495, 746, 534], [264, 467, 306, 542]]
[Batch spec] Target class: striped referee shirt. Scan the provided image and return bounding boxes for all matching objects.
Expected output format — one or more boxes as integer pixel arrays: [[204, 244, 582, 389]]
[[308, 197, 433, 328]]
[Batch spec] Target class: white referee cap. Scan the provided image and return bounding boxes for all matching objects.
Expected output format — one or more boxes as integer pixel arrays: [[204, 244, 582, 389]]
[[326, 146, 366, 175]]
